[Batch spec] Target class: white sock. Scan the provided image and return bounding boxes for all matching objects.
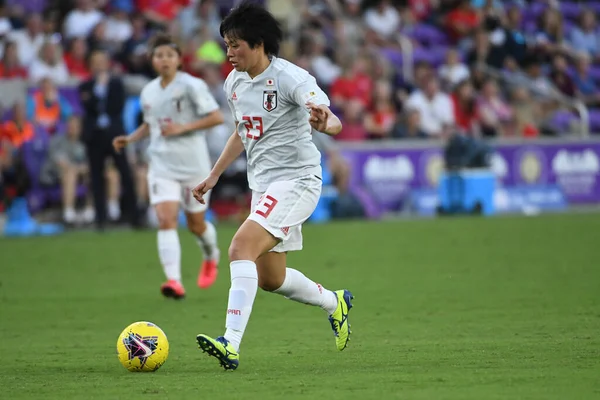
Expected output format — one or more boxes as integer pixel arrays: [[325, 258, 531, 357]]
[[223, 260, 258, 352], [157, 229, 181, 282], [274, 268, 338, 314], [196, 221, 220, 261], [108, 200, 121, 221]]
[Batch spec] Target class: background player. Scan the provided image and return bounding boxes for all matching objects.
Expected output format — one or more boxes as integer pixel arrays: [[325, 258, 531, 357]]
[[192, 2, 352, 371], [113, 33, 224, 298]]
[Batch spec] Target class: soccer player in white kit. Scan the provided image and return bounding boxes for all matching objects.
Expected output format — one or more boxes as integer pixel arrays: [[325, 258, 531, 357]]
[[112, 34, 224, 298], [192, 2, 354, 371]]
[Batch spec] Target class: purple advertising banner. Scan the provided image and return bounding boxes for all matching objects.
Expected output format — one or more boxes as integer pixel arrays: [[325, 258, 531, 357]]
[[339, 139, 600, 216]]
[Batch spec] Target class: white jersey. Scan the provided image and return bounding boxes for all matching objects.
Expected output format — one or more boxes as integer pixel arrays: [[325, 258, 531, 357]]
[[224, 57, 329, 192], [141, 72, 220, 180]]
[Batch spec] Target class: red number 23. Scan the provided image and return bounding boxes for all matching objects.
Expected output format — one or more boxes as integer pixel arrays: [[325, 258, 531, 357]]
[[242, 116, 263, 140]]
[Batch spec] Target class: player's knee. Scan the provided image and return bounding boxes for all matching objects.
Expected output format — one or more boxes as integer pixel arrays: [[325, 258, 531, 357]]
[[156, 212, 178, 230], [187, 217, 206, 236], [257, 275, 283, 292], [228, 237, 257, 262]]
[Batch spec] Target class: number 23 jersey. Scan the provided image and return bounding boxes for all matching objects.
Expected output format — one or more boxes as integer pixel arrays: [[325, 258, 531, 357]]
[[224, 57, 330, 192]]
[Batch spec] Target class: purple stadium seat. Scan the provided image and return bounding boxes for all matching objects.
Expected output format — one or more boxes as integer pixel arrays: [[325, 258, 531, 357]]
[[559, 2, 583, 20], [588, 66, 600, 83], [588, 109, 600, 131], [549, 110, 577, 132], [405, 23, 449, 46], [6, 0, 48, 13]]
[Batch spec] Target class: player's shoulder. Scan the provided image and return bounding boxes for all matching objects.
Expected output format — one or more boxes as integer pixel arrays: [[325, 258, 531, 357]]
[[271, 57, 312, 88], [141, 77, 161, 98], [176, 71, 209, 90], [223, 68, 245, 94]]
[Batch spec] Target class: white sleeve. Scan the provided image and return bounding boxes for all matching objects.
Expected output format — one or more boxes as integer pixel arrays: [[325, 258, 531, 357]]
[[291, 75, 330, 112], [188, 78, 220, 116]]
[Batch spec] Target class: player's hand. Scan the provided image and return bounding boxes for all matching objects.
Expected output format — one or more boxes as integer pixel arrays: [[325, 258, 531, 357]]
[[307, 102, 329, 132], [112, 135, 130, 153], [192, 174, 219, 205], [161, 123, 185, 137]]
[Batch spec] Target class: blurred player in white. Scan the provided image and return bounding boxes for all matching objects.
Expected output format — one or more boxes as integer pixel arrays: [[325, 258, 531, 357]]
[[193, 2, 353, 371], [113, 33, 224, 298]]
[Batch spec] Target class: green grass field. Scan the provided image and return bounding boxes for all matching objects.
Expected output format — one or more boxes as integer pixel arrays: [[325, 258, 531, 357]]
[[1, 213, 600, 399]]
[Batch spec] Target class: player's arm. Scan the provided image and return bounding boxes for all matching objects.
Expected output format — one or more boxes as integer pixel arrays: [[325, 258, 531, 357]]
[[192, 124, 244, 204], [306, 102, 342, 136], [113, 123, 149, 153], [162, 78, 225, 136], [291, 76, 342, 136], [210, 124, 244, 178]]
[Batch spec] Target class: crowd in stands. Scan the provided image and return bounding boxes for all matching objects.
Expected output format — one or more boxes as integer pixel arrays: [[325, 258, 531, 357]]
[[1, 0, 600, 226]]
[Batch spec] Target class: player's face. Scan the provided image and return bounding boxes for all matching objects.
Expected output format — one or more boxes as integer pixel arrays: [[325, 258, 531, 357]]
[[152, 45, 181, 77], [224, 35, 260, 73]]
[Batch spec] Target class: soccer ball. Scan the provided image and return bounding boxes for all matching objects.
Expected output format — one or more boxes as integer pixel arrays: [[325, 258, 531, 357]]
[[116, 321, 169, 372]]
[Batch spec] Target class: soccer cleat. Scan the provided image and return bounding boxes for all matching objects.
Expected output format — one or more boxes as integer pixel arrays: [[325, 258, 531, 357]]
[[160, 280, 186, 299], [196, 334, 239, 370], [197, 259, 218, 289], [328, 289, 354, 351]]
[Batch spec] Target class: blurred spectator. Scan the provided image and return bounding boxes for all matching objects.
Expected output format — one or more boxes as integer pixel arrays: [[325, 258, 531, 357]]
[[0, 41, 28, 79], [363, 0, 401, 46], [409, 0, 434, 23], [364, 79, 396, 139], [569, 9, 600, 60], [63, 0, 104, 39], [1, 103, 34, 148], [573, 54, 600, 107], [104, 5, 133, 45], [549, 54, 575, 97], [179, 0, 220, 41], [333, 0, 364, 52], [137, 0, 189, 28], [119, 13, 153, 77], [444, 0, 480, 46], [64, 37, 91, 80], [534, 7, 570, 60], [451, 79, 480, 136], [336, 99, 367, 141], [439, 48, 470, 87], [405, 75, 455, 137], [305, 32, 342, 87], [510, 87, 541, 138], [26, 77, 72, 134], [40, 115, 121, 224], [477, 78, 513, 137], [330, 56, 373, 110], [392, 108, 427, 139], [28, 39, 69, 85], [79, 48, 140, 229], [7, 13, 45, 67]]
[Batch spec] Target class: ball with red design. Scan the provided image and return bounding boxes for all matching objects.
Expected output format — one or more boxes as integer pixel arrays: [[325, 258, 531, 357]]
[[116, 321, 169, 372]]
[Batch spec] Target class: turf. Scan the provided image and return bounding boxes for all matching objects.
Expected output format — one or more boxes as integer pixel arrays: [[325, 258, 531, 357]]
[[1, 213, 600, 399]]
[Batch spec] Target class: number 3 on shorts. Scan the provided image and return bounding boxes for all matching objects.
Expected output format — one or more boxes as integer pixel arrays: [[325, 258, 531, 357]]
[[255, 195, 278, 218]]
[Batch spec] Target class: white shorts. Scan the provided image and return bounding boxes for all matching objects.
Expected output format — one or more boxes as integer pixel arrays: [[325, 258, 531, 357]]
[[248, 175, 322, 253], [147, 173, 210, 214]]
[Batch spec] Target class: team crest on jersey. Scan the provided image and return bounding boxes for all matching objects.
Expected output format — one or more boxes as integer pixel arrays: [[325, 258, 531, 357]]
[[263, 90, 277, 112]]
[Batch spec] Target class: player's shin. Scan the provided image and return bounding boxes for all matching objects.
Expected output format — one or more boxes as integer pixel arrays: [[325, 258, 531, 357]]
[[224, 260, 258, 351], [274, 268, 338, 314], [195, 221, 219, 260], [157, 229, 182, 282]]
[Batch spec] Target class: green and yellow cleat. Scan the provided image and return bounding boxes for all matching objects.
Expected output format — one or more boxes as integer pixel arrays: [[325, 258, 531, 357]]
[[328, 289, 354, 351], [196, 334, 239, 371]]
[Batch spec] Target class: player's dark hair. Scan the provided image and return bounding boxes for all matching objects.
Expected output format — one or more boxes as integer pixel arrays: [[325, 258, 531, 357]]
[[220, 1, 283, 56], [148, 32, 182, 57]]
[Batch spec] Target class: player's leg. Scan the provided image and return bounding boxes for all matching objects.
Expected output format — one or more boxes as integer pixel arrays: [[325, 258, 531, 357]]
[[256, 249, 353, 351], [196, 214, 279, 370], [256, 251, 337, 314], [57, 162, 78, 223], [182, 179, 220, 289], [105, 164, 121, 222], [148, 174, 185, 298]]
